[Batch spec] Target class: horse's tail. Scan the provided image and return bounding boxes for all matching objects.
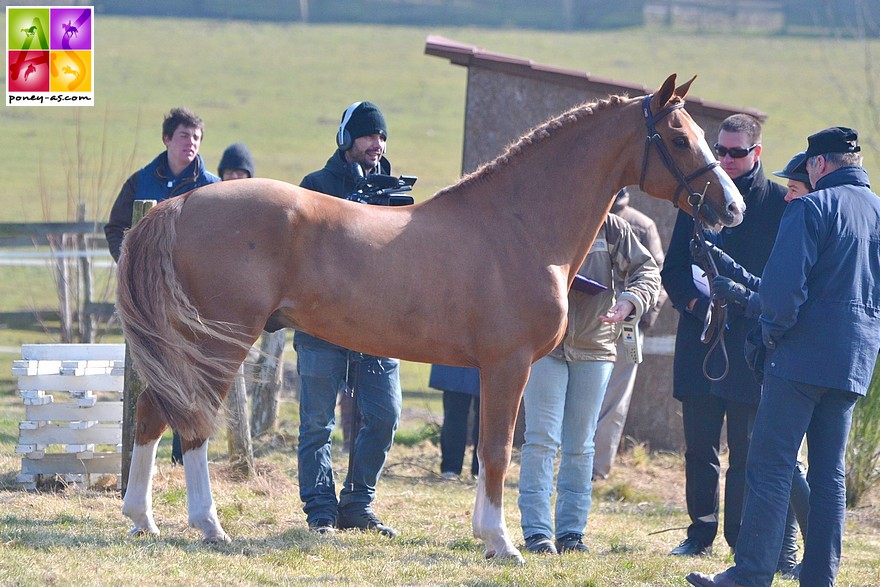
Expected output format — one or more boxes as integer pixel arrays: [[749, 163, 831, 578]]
[[116, 197, 248, 440]]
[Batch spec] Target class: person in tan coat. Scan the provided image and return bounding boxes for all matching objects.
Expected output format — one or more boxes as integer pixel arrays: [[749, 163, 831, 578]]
[[518, 212, 660, 555]]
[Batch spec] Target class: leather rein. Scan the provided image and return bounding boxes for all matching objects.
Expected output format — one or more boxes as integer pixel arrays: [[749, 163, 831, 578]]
[[638, 93, 730, 381]]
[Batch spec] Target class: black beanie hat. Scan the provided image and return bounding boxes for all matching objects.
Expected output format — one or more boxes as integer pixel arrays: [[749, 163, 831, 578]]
[[343, 102, 388, 143], [218, 142, 255, 178]]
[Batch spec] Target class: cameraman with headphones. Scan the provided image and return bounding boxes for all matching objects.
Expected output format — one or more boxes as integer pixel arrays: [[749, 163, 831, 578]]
[[294, 101, 402, 538]]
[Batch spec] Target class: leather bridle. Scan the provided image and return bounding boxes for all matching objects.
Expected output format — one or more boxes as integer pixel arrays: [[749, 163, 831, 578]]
[[638, 94, 720, 210], [638, 93, 729, 381]]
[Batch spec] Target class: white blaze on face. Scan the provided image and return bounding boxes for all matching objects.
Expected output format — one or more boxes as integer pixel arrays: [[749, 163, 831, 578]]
[[697, 134, 746, 226]]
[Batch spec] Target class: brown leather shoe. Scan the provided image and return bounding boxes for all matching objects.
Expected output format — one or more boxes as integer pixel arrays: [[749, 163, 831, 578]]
[[685, 570, 744, 587]]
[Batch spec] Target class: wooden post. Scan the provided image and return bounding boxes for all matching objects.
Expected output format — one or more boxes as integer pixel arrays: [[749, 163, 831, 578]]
[[226, 365, 254, 477], [250, 330, 287, 437], [120, 199, 155, 496], [50, 233, 73, 343], [76, 203, 96, 343]]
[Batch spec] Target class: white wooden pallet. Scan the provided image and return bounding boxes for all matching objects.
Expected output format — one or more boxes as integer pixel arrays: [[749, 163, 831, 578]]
[[15, 344, 126, 490]]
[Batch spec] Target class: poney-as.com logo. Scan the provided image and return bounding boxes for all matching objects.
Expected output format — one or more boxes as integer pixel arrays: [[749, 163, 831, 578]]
[[6, 6, 94, 106]]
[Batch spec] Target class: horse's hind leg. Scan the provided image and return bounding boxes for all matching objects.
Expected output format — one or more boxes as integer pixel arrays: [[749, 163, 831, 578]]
[[122, 390, 165, 537], [182, 433, 230, 543], [472, 357, 531, 564]]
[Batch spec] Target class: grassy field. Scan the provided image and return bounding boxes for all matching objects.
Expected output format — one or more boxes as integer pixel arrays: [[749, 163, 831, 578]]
[[2, 16, 880, 585], [0, 426, 877, 586]]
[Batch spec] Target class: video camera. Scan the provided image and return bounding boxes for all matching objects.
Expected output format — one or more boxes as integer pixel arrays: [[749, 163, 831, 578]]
[[344, 163, 417, 206]]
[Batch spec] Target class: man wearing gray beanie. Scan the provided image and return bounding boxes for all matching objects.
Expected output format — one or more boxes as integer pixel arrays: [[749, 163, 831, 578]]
[[294, 100, 403, 539]]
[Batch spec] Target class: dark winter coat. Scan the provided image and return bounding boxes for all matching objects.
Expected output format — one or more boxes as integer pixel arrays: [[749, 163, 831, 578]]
[[761, 166, 880, 395], [662, 162, 787, 402], [104, 152, 219, 261]]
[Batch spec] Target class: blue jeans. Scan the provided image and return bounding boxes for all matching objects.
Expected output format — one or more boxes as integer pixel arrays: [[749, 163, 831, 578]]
[[295, 340, 401, 523], [731, 373, 857, 587], [778, 460, 810, 572], [518, 354, 614, 540]]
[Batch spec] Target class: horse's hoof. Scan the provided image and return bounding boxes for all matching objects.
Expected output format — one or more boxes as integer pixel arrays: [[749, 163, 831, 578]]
[[203, 533, 231, 544], [129, 527, 159, 538], [485, 548, 525, 565]]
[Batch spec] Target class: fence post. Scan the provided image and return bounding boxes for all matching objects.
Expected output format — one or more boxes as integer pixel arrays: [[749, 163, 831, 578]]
[[76, 203, 97, 343], [250, 330, 287, 437], [226, 365, 255, 477], [120, 199, 155, 497]]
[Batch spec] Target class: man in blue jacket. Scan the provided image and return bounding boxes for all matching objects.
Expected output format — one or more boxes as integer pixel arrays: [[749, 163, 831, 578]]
[[105, 107, 219, 262], [687, 127, 880, 587], [105, 107, 219, 465]]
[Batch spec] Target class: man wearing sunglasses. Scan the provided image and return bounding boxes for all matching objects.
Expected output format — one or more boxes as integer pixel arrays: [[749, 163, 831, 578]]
[[662, 114, 787, 558]]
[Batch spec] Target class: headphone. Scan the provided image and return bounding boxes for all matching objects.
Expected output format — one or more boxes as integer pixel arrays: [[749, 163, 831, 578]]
[[336, 101, 363, 151]]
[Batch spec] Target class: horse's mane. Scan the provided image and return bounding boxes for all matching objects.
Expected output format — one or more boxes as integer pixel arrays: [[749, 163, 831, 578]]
[[437, 93, 633, 196]]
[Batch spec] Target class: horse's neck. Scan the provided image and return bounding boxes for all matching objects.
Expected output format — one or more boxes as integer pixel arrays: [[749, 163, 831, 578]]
[[466, 100, 642, 271]]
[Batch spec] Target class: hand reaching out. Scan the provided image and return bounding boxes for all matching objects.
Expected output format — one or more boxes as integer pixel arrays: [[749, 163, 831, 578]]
[[599, 299, 635, 324]]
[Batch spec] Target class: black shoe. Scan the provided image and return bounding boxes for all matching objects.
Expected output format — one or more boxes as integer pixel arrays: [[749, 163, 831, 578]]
[[685, 569, 743, 587], [555, 532, 589, 554], [523, 534, 558, 554], [671, 537, 712, 556], [307, 518, 336, 534], [779, 562, 802, 580], [336, 508, 398, 538]]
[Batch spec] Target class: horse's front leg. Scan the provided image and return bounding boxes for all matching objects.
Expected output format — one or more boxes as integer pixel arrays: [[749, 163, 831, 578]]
[[182, 435, 230, 543], [122, 391, 164, 537], [472, 357, 531, 564]]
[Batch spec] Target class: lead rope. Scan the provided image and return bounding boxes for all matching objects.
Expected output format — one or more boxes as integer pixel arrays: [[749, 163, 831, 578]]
[[690, 190, 730, 381]]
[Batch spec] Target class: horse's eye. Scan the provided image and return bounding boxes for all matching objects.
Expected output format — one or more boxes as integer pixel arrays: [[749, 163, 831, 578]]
[[672, 136, 689, 148]]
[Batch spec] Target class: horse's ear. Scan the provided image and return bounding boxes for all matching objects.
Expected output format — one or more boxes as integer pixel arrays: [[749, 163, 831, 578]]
[[652, 74, 677, 111], [675, 75, 697, 99]]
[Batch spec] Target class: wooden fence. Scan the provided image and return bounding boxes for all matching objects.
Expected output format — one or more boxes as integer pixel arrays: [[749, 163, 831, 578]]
[[0, 220, 113, 342], [14, 343, 125, 489]]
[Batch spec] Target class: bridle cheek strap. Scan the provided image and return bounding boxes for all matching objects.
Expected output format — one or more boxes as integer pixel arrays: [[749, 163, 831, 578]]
[[638, 94, 720, 212], [638, 93, 730, 381]]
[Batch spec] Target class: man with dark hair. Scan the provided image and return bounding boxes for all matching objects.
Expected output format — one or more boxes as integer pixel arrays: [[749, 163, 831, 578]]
[[687, 127, 880, 586], [663, 113, 787, 557], [295, 100, 402, 538], [105, 106, 219, 465], [105, 107, 219, 262]]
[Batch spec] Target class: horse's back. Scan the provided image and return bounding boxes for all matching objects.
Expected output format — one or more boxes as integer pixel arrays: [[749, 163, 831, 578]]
[[170, 179, 319, 329]]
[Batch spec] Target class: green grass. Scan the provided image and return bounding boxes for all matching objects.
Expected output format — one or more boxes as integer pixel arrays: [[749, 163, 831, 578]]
[[0, 434, 877, 585]]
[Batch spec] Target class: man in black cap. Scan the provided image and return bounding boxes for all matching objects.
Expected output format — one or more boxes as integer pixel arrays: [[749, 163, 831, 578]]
[[687, 126, 880, 587], [294, 101, 401, 538]]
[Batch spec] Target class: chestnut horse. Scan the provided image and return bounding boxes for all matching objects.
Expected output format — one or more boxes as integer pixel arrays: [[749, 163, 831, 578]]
[[116, 74, 744, 561]]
